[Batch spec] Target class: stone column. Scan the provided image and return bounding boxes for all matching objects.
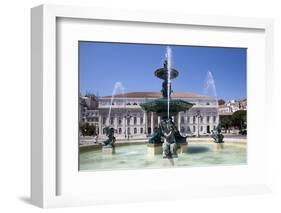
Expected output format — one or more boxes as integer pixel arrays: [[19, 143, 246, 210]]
[[122, 116, 126, 137], [151, 112, 154, 133], [158, 116, 160, 125], [114, 116, 117, 132], [144, 111, 147, 134], [137, 115, 140, 125], [99, 115, 102, 136]]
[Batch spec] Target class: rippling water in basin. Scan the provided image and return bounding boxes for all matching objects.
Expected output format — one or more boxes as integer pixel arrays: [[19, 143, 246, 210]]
[[79, 142, 247, 171]]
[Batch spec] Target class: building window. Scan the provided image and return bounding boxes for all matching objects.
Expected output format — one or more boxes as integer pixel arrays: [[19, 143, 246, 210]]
[[118, 118, 122, 125], [207, 125, 210, 133], [200, 126, 203, 132], [213, 116, 216, 122], [193, 116, 196, 123], [193, 126, 196, 133], [181, 127, 185, 133], [110, 118, 114, 125], [181, 116, 184, 124], [187, 117, 190, 123], [140, 117, 143, 124], [207, 116, 210, 123], [102, 117, 106, 125], [127, 127, 130, 134], [200, 117, 203, 123], [119, 128, 122, 134], [134, 117, 137, 125], [134, 128, 137, 134], [140, 128, 143, 134]]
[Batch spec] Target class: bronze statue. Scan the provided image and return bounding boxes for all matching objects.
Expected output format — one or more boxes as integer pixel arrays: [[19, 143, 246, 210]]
[[160, 119, 178, 158], [161, 79, 172, 98], [211, 125, 224, 144], [102, 127, 116, 148]]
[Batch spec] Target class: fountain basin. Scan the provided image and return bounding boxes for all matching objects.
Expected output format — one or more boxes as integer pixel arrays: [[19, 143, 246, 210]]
[[102, 146, 116, 154], [80, 141, 247, 171], [147, 142, 188, 155], [147, 143, 162, 155]]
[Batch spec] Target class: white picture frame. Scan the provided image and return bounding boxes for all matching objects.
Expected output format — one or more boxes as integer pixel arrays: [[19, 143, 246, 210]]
[[31, 4, 274, 208]]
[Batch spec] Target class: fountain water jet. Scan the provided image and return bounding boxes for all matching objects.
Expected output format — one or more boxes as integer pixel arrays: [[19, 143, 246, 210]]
[[107, 82, 125, 126], [166, 46, 172, 119], [102, 82, 126, 150], [204, 71, 218, 107], [203, 71, 222, 138]]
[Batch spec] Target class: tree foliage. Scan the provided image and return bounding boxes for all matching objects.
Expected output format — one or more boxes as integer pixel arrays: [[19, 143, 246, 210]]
[[79, 122, 97, 136], [218, 99, 226, 105], [220, 115, 232, 132], [219, 110, 247, 134], [231, 110, 247, 129]]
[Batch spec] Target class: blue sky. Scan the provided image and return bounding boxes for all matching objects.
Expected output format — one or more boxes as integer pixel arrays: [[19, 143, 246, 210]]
[[79, 41, 246, 101]]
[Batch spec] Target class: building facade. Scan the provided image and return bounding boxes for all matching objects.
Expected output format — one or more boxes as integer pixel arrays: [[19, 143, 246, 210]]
[[80, 92, 219, 139], [218, 98, 247, 116]]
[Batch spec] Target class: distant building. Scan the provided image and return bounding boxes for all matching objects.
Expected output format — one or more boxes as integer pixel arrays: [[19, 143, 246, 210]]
[[80, 95, 99, 126], [218, 98, 247, 116], [80, 91, 219, 139]]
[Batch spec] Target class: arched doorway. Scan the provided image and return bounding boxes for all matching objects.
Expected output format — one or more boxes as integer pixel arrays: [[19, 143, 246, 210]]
[[148, 127, 151, 134], [207, 125, 210, 133]]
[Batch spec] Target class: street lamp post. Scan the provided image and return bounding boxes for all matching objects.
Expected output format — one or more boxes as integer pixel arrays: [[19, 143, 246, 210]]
[[196, 110, 202, 138]]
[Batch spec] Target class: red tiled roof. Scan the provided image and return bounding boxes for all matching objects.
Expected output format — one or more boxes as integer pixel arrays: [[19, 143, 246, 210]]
[[101, 92, 211, 99]]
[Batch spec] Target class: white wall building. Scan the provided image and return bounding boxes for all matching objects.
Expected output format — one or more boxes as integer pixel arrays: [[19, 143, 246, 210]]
[[80, 92, 219, 139]]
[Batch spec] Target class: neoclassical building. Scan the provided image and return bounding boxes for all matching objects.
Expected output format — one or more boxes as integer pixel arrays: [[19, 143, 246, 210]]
[[80, 92, 219, 139]]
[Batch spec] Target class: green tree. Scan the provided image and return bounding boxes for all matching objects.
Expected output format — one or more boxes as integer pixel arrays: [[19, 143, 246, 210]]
[[79, 122, 97, 136], [231, 110, 247, 130], [88, 124, 97, 136], [218, 99, 226, 105], [220, 115, 232, 133]]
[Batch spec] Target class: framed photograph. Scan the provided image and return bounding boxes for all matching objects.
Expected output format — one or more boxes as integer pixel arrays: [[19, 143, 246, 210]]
[[78, 41, 247, 171], [31, 4, 274, 208]]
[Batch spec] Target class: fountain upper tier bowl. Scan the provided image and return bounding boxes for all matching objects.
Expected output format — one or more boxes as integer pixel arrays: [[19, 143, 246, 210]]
[[140, 58, 194, 117], [154, 67, 178, 80], [140, 98, 194, 117]]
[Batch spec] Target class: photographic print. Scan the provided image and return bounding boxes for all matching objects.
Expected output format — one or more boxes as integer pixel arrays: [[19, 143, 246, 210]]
[[79, 42, 247, 171]]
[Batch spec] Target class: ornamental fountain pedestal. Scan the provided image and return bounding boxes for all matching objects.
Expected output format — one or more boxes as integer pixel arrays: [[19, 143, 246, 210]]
[[140, 59, 194, 158]]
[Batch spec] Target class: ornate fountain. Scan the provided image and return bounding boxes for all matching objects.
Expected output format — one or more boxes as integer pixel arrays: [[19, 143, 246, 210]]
[[140, 52, 194, 158]]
